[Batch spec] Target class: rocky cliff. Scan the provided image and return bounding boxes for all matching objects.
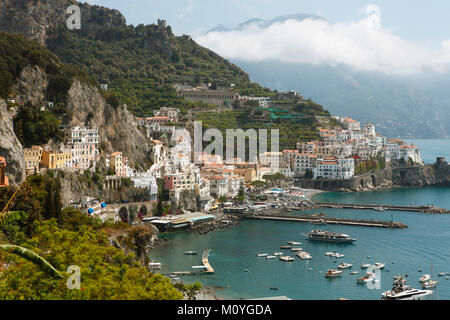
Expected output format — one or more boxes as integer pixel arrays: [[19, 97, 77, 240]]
[[0, 0, 126, 46], [0, 100, 26, 184]]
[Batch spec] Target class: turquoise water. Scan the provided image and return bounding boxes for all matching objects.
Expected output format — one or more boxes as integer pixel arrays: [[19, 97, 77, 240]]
[[405, 139, 450, 164], [150, 186, 450, 300]]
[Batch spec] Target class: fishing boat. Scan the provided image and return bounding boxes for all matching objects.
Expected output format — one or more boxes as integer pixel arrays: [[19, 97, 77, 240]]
[[325, 269, 342, 278], [338, 263, 353, 269], [357, 273, 376, 284], [381, 276, 433, 300], [297, 252, 312, 260], [374, 263, 385, 269]]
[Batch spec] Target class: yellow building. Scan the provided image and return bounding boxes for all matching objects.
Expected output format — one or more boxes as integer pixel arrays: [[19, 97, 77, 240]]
[[110, 152, 125, 176], [42, 150, 72, 170], [24, 146, 43, 174]]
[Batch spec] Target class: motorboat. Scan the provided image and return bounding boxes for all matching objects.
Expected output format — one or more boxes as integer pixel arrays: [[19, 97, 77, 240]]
[[258, 253, 269, 257], [438, 272, 446, 277], [280, 246, 292, 250], [266, 256, 277, 259], [333, 253, 345, 258], [288, 241, 302, 245], [297, 252, 312, 260], [280, 256, 295, 262], [381, 276, 433, 300], [184, 251, 198, 255], [361, 264, 371, 269], [291, 247, 303, 252], [273, 252, 283, 256], [325, 252, 335, 257], [419, 274, 431, 283], [338, 263, 353, 269], [357, 273, 376, 284], [422, 280, 438, 289], [350, 271, 359, 275], [374, 263, 385, 269], [325, 269, 343, 278]]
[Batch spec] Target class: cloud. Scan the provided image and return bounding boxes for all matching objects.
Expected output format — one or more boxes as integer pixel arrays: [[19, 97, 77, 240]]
[[195, 4, 450, 75]]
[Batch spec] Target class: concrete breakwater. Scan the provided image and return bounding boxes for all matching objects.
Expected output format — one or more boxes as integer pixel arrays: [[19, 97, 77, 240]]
[[316, 203, 450, 214], [295, 158, 450, 192], [244, 213, 407, 229]]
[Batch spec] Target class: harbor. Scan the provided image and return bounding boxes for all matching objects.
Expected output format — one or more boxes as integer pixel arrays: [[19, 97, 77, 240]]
[[316, 202, 450, 214], [168, 249, 215, 276]]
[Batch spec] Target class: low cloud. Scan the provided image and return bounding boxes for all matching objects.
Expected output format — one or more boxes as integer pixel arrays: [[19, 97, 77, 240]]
[[196, 4, 450, 75]]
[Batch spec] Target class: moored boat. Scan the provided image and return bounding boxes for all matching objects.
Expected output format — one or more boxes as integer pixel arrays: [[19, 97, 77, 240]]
[[338, 263, 353, 269], [325, 269, 342, 278], [258, 253, 269, 257], [374, 263, 385, 269], [381, 276, 433, 300], [419, 274, 431, 283], [297, 252, 312, 260], [357, 272, 376, 284], [305, 229, 356, 243]]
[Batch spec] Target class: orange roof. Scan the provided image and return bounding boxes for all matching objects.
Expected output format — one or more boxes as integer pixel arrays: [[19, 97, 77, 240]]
[[111, 152, 122, 157], [0, 157, 6, 165], [153, 140, 162, 144], [344, 117, 357, 123], [210, 175, 226, 180]]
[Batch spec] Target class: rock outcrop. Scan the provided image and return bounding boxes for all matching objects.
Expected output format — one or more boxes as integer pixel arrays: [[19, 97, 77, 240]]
[[11, 65, 48, 105], [67, 80, 150, 169], [0, 100, 25, 184]]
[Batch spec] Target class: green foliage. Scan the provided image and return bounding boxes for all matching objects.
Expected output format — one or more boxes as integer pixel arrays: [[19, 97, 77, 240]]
[[0, 220, 183, 300], [173, 281, 202, 300], [13, 102, 64, 147], [354, 157, 386, 175]]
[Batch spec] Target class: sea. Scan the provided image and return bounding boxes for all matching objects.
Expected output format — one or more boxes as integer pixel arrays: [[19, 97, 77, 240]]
[[149, 140, 450, 300]]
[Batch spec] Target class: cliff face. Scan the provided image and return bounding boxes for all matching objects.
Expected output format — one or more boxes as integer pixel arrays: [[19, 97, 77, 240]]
[[0, 100, 26, 184], [67, 80, 150, 169], [0, 0, 126, 46], [10, 65, 48, 105]]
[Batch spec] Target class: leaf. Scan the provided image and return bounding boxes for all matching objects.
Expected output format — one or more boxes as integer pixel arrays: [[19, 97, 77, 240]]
[[0, 244, 64, 279]]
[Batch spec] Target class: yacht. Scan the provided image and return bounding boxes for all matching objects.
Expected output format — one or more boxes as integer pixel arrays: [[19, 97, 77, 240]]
[[306, 229, 356, 243], [338, 263, 353, 269], [266, 255, 277, 259], [422, 280, 438, 289], [361, 264, 371, 269], [419, 274, 431, 283], [325, 269, 343, 278], [297, 252, 312, 260], [374, 263, 385, 269], [258, 253, 269, 257], [381, 276, 433, 300]]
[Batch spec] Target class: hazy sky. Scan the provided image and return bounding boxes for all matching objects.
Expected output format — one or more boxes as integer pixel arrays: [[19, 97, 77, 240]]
[[85, 0, 450, 44]]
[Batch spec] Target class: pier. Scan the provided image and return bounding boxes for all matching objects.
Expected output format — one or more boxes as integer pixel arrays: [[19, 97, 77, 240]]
[[244, 214, 407, 229], [170, 249, 215, 276], [315, 203, 450, 214]]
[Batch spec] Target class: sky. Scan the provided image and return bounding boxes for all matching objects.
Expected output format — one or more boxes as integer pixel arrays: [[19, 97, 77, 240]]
[[85, 0, 450, 75]]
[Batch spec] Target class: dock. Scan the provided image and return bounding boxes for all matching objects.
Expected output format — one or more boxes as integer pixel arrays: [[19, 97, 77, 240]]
[[245, 214, 407, 229], [169, 249, 215, 276], [316, 203, 450, 214]]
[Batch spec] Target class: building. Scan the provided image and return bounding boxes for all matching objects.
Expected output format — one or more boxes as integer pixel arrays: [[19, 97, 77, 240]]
[[239, 96, 271, 107], [342, 117, 361, 131], [154, 107, 180, 122], [41, 150, 72, 170], [209, 175, 229, 198], [176, 86, 239, 107], [313, 157, 355, 180], [110, 152, 125, 176], [23, 146, 43, 175], [64, 126, 99, 170], [0, 156, 9, 186]]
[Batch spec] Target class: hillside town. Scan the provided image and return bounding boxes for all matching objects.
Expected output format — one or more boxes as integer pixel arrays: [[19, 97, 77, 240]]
[[4, 86, 423, 224]]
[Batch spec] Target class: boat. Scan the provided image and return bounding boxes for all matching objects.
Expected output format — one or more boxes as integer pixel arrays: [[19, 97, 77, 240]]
[[325, 269, 343, 278], [297, 252, 312, 260], [325, 252, 335, 256], [311, 219, 327, 225], [291, 247, 303, 252], [288, 241, 302, 245], [280, 246, 292, 250], [361, 264, 371, 269], [350, 271, 359, 275], [381, 276, 433, 300], [273, 252, 283, 256], [374, 206, 385, 212], [438, 273, 446, 277], [357, 273, 376, 284], [280, 256, 295, 262], [258, 253, 269, 257], [374, 263, 385, 269], [270, 287, 279, 291], [244, 269, 249, 272], [305, 229, 356, 243], [422, 280, 438, 289], [184, 251, 198, 255], [338, 263, 353, 269], [266, 255, 277, 259], [419, 274, 431, 283]]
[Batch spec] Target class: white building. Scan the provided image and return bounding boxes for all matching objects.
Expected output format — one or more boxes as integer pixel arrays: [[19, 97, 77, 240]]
[[313, 157, 355, 180]]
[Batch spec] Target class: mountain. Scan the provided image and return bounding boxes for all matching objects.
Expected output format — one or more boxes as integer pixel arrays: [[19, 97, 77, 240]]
[[207, 14, 325, 33]]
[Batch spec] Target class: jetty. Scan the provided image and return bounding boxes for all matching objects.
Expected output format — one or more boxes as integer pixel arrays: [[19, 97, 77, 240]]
[[315, 203, 450, 214], [244, 214, 407, 229], [170, 249, 215, 276]]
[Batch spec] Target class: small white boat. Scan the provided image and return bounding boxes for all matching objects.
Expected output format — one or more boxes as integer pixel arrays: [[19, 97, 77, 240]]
[[281, 256, 295, 262], [288, 241, 302, 245], [361, 264, 371, 269], [291, 247, 303, 252], [297, 252, 312, 260], [273, 252, 283, 256], [266, 255, 277, 259], [419, 274, 431, 283], [422, 280, 438, 288], [334, 253, 344, 259], [350, 271, 359, 275], [325, 252, 335, 256], [338, 263, 353, 269], [438, 272, 446, 277], [258, 253, 269, 257], [374, 263, 385, 269], [184, 251, 198, 255], [325, 269, 342, 278]]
